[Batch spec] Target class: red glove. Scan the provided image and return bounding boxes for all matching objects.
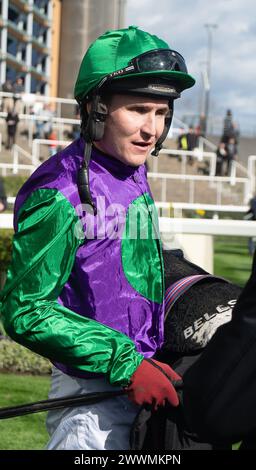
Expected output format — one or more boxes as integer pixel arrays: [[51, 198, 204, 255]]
[[125, 358, 182, 410]]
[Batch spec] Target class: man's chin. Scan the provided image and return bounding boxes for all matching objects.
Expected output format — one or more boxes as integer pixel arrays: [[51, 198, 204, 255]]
[[124, 151, 150, 167]]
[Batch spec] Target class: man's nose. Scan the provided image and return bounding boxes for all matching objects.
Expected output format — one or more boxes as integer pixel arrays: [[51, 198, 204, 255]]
[[141, 113, 157, 137]]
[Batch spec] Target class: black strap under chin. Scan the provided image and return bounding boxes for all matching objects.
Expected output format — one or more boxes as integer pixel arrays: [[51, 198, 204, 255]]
[[151, 105, 173, 156]]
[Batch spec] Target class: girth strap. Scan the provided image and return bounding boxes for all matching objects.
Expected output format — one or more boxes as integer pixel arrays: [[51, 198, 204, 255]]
[[164, 274, 228, 320]]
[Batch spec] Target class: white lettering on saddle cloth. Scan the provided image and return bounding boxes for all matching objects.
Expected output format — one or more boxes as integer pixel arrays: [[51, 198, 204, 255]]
[[183, 299, 237, 346]]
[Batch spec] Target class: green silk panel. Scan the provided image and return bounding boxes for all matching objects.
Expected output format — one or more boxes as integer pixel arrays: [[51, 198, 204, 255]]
[[122, 193, 164, 304], [0, 188, 143, 385]]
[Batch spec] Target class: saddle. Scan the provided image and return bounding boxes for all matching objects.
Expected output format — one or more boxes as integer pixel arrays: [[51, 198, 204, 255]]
[[130, 249, 242, 450]]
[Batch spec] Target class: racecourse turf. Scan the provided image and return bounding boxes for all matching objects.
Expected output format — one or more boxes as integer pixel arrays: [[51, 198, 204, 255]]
[[0, 373, 50, 449], [214, 235, 253, 287]]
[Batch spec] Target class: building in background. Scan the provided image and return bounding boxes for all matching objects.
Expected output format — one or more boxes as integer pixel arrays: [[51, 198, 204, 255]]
[[0, 0, 126, 99], [0, 0, 53, 95], [58, 0, 126, 99]]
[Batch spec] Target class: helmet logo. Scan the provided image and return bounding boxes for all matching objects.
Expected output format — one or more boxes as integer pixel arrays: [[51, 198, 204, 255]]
[[148, 84, 177, 94]]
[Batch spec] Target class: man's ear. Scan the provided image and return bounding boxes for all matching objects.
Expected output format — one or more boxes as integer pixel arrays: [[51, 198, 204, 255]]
[[86, 102, 91, 114]]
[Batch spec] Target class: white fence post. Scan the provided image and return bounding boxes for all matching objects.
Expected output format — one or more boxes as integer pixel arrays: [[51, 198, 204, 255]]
[[12, 147, 19, 174], [248, 155, 256, 196]]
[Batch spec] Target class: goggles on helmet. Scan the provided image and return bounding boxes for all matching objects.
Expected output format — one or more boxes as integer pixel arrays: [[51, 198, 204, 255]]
[[94, 48, 188, 94]]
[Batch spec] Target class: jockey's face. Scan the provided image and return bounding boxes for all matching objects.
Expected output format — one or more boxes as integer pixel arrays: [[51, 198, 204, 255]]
[[95, 94, 169, 167]]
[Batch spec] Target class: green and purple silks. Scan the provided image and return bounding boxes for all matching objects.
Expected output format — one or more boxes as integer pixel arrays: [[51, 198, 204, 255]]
[[0, 138, 164, 386]]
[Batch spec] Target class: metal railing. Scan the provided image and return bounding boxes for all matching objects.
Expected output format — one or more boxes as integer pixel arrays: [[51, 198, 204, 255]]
[[1, 212, 256, 237], [197, 136, 217, 152], [247, 155, 256, 196], [12, 144, 34, 174], [152, 148, 217, 176], [31, 138, 71, 165], [148, 171, 249, 205], [159, 217, 256, 237], [0, 162, 35, 176], [0, 91, 76, 120], [155, 201, 249, 218]]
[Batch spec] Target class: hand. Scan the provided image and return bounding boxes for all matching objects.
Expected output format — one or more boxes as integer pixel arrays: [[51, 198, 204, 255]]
[[125, 358, 181, 410]]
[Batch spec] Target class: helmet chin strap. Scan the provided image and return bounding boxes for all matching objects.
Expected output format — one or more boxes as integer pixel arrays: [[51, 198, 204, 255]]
[[151, 102, 174, 157], [78, 94, 108, 215], [77, 141, 96, 214]]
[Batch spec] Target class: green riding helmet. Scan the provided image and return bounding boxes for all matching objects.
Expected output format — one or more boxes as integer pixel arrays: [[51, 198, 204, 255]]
[[75, 26, 195, 214], [74, 25, 195, 102]]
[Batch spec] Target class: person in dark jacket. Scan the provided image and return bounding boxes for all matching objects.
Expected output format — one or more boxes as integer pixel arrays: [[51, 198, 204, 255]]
[[182, 249, 256, 448], [5, 106, 19, 150], [215, 142, 227, 176], [130, 249, 241, 450], [222, 109, 235, 143]]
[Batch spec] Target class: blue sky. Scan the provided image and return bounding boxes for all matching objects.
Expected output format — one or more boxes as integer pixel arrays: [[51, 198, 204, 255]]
[[126, 0, 256, 136]]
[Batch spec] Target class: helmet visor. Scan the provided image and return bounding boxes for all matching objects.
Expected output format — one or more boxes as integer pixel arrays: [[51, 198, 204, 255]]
[[108, 48, 188, 81], [93, 48, 191, 94], [131, 49, 188, 74]]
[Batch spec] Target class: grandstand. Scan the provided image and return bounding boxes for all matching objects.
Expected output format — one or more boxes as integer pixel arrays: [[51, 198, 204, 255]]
[[0, 91, 256, 272], [1, 94, 255, 206]]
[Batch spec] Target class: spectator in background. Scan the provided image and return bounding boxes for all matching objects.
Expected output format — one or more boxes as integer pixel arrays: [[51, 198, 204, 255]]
[[176, 126, 198, 164], [225, 136, 237, 176], [186, 125, 198, 151], [13, 77, 25, 114], [215, 141, 227, 176], [1, 80, 14, 112], [0, 178, 7, 212], [176, 128, 188, 162], [47, 128, 58, 157], [34, 103, 54, 139], [222, 109, 235, 143], [186, 125, 198, 165], [5, 106, 19, 150], [177, 128, 188, 149], [232, 121, 240, 145]]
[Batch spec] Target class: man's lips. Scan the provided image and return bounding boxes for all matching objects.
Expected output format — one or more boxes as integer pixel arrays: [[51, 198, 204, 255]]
[[132, 141, 154, 149]]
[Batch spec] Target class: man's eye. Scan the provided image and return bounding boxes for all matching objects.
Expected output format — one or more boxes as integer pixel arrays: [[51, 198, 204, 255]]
[[157, 110, 169, 117], [133, 107, 147, 113]]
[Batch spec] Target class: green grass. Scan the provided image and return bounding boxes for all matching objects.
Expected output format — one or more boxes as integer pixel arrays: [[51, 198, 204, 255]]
[[0, 373, 50, 450], [214, 236, 253, 287]]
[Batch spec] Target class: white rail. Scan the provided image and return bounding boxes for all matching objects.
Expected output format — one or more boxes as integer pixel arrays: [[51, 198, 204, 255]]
[[198, 136, 217, 152], [153, 148, 217, 176], [155, 201, 249, 218], [148, 171, 249, 205], [0, 91, 76, 120], [1, 213, 256, 237], [159, 217, 256, 237], [248, 155, 256, 195], [0, 214, 13, 229], [12, 144, 34, 174], [7, 197, 15, 205], [31, 139, 71, 165], [0, 162, 35, 176]]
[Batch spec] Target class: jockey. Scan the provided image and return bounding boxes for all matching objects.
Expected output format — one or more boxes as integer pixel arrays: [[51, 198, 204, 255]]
[[0, 26, 195, 450]]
